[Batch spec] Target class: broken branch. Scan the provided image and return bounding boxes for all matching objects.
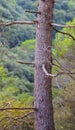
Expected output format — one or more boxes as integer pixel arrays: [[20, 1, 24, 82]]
[[42, 64, 75, 78], [51, 23, 75, 28], [25, 10, 41, 14], [17, 60, 35, 65]]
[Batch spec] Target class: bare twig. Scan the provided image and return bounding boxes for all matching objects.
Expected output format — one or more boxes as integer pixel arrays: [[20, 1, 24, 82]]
[[0, 20, 38, 27], [54, 58, 75, 80], [53, 27, 75, 41], [0, 107, 37, 111], [51, 23, 75, 28], [0, 111, 34, 125], [15, 111, 34, 120], [42, 64, 75, 78], [17, 60, 35, 65], [1, 102, 11, 109], [55, 78, 61, 89], [25, 10, 41, 14]]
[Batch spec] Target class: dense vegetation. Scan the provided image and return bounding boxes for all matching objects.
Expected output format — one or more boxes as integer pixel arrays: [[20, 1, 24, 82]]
[[0, 0, 75, 47], [0, 39, 35, 129], [0, 0, 75, 129], [53, 18, 75, 130]]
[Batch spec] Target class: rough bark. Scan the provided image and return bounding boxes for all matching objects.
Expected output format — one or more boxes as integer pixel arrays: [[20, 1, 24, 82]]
[[34, 0, 55, 130]]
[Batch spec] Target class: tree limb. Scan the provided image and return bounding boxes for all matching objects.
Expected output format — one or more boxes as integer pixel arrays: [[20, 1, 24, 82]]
[[42, 64, 57, 78], [15, 111, 34, 120], [25, 10, 41, 14], [0, 107, 37, 111], [0, 20, 38, 27], [17, 60, 35, 65], [51, 23, 75, 28], [1, 102, 11, 109], [42, 64, 75, 78], [53, 27, 75, 41]]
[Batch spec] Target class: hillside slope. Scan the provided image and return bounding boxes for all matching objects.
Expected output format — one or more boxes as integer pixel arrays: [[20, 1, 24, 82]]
[[0, 0, 75, 47]]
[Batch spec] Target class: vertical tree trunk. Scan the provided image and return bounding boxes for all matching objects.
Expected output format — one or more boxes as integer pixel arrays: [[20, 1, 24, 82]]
[[34, 0, 55, 130]]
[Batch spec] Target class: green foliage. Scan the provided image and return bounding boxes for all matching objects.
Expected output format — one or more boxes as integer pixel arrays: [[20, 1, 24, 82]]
[[0, 95, 34, 130], [22, 39, 36, 51], [0, 0, 36, 47], [0, 0, 75, 129], [53, 18, 75, 58], [0, 39, 35, 129], [54, 0, 75, 22], [0, 6, 12, 19], [0, 39, 35, 94], [0, 0, 75, 47], [53, 18, 75, 130], [54, 85, 75, 130], [0, 66, 8, 88], [52, 88, 59, 99]]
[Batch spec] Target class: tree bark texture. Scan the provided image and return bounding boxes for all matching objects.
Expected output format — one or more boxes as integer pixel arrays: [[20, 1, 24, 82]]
[[34, 0, 55, 130]]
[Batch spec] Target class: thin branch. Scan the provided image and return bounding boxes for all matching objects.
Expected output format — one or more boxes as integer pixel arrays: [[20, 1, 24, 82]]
[[0, 20, 38, 27], [15, 111, 34, 120], [52, 61, 75, 80], [54, 58, 75, 80], [51, 23, 75, 28], [42, 64, 75, 78], [25, 10, 41, 14], [1, 102, 11, 109], [0, 111, 34, 125], [0, 107, 37, 111], [55, 77, 61, 89], [17, 60, 35, 65], [53, 27, 75, 41], [52, 63, 62, 70], [1, 111, 34, 121]]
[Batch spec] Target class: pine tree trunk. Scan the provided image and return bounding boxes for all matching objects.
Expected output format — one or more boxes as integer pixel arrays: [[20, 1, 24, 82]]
[[34, 0, 55, 130]]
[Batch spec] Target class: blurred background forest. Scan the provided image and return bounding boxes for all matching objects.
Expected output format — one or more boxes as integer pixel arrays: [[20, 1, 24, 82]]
[[0, 0, 75, 129]]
